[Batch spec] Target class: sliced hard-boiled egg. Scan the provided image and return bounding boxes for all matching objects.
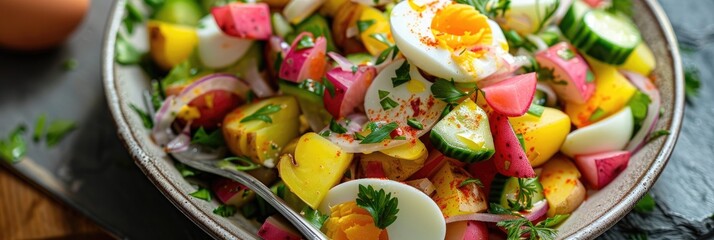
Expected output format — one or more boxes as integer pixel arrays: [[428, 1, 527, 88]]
[[318, 178, 446, 240], [197, 15, 253, 69], [503, 0, 560, 35], [560, 106, 634, 157], [390, 0, 517, 82]]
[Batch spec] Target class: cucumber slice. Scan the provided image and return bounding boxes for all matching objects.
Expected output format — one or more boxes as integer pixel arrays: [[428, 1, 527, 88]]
[[154, 0, 204, 26], [571, 10, 641, 65], [559, 0, 591, 41], [286, 14, 337, 52], [488, 175, 545, 209], [429, 99, 495, 163], [346, 53, 374, 65], [278, 80, 332, 131], [271, 12, 294, 38]]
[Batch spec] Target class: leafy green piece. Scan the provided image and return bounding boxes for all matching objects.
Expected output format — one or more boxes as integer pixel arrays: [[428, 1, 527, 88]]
[[0, 125, 27, 164], [375, 46, 399, 65], [516, 133, 526, 152], [115, 34, 143, 65], [329, 118, 348, 134], [589, 107, 606, 122], [33, 114, 46, 142], [535, 0, 560, 32], [455, 0, 511, 18], [489, 203, 514, 215], [323, 77, 336, 98], [303, 207, 330, 230], [129, 104, 154, 129], [353, 132, 365, 140], [556, 46, 574, 61], [356, 184, 400, 229], [431, 78, 467, 104], [460, 178, 484, 188], [539, 214, 569, 227], [123, 1, 144, 34], [378, 90, 391, 99], [370, 33, 392, 47], [527, 103, 545, 117], [380, 97, 399, 110], [189, 187, 212, 201], [296, 35, 315, 50], [391, 60, 411, 87], [240, 104, 282, 123], [46, 120, 76, 147], [218, 156, 261, 171], [192, 127, 225, 148], [213, 204, 237, 217], [360, 122, 399, 144], [506, 178, 540, 211], [320, 130, 331, 137], [407, 118, 423, 130], [174, 162, 197, 177], [634, 192, 655, 213], [628, 91, 651, 134], [63, 59, 78, 71], [647, 130, 670, 144], [297, 79, 325, 96], [607, 0, 633, 17], [684, 66, 701, 99], [497, 215, 561, 240], [357, 19, 375, 33]]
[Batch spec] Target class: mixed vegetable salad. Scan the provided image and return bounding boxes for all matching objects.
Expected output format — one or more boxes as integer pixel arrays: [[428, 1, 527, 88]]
[[117, 0, 666, 239]]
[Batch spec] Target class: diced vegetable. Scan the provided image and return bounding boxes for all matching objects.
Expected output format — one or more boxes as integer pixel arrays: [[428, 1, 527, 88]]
[[361, 148, 426, 181], [559, 0, 591, 41], [431, 162, 488, 218], [153, 0, 203, 26], [358, 7, 393, 56], [540, 156, 586, 217], [379, 138, 427, 161], [279, 33, 328, 83], [177, 90, 243, 130], [283, 0, 327, 24], [212, 2, 272, 40], [430, 99, 495, 163], [509, 107, 571, 167], [481, 73, 537, 117], [147, 20, 198, 70], [277, 133, 354, 208], [466, 159, 499, 196], [278, 80, 332, 131], [503, 0, 559, 34], [574, 151, 631, 189], [488, 175, 544, 209], [258, 215, 303, 240], [196, 15, 253, 69], [404, 178, 436, 196], [569, 9, 641, 65], [287, 14, 337, 52], [445, 220, 489, 240], [211, 177, 254, 207], [566, 58, 637, 127], [323, 66, 377, 118], [535, 42, 595, 104], [271, 12, 294, 39], [223, 96, 301, 166], [621, 42, 656, 76], [560, 106, 633, 157], [488, 111, 536, 178]]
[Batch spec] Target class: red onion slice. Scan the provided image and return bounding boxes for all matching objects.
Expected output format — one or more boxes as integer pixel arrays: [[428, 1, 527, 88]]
[[621, 70, 661, 152], [536, 82, 558, 107], [444, 200, 548, 223], [244, 59, 276, 98], [152, 74, 250, 145], [522, 200, 549, 221], [328, 52, 356, 72], [165, 122, 192, 153]]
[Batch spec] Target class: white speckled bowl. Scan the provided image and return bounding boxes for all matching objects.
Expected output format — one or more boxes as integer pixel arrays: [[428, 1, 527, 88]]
[[102, 0, 684, 239]]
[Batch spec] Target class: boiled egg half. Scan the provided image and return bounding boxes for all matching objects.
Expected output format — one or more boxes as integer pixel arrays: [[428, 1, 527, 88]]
[[390, 0, 517, 82]]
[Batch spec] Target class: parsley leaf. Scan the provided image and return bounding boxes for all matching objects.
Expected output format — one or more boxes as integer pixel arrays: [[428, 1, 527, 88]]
[[189, 187, 212, 201], [378, 90, 391, 99], [115, 34, 143, 65], [303, 207, 330, 229], [455, 0, 511, 18], [357, 19, 376, 33], [218, 156, 261, 171], [296, 35, 315, 50], [33, 114, 46, 142], [391, 60, 411, 87], [213, 204, 237, 217], [329, 118, 348, 134], [0, 125, 27, 164], [370, 33, 392, 47], [506, 178, 540, 211], [356, 184, 400, 229], [684, 66, 701, 100], [407, 118, 423, 130], [174, 162, 197, 177], [497, 215, 563, 240], [460, 178, 484, 188], [634, 192, 655, 213], [360, 122, 399, 144], [129, 104, 154, 129], [646, 130, 670, 143], [46, 120, 76, 147], [535, 0, 560, 33], [323, 77, 336, 97], [240, 104, 282, 123], [192, 127, 225, 148], [589, 107, 606, 122], [123, 1, 144, 34], [380, 97, 399, 110], [489, 203, 515, 215], [375, 46, 399, 65], [320, 130, 331, 137], [527, 103, 545, 117], [431, 78, 467, 104]]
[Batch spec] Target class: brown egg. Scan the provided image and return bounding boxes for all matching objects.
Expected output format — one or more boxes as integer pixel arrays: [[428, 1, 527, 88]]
[[0, 0, 90, 51]]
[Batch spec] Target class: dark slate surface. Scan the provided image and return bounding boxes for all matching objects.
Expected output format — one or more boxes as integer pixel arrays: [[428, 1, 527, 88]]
[[0, 0, 711, 239]]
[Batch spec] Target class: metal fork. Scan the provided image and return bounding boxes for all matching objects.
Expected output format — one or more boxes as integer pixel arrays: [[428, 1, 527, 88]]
[[172, 151, 328, 240]]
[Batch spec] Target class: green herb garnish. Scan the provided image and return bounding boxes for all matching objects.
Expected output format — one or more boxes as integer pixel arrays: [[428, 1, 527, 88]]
[[218, 156, 261, 171], [240, 104, 282, 123], [174, 162, 197, 177], [497, 215, 563, 240], [535, 0, 560, 33], [296, 35, 315, 50], [303, 207, 330, 229], [213, 204, 237, 217], [189, 187, 212, 201], [360, 122, 399, 144], [633, 192, 655, 213], [489, 203, 516, 215], [0, 125, 27, 164], [589, 107, 606, 122], [527, 103, 545, 117], [391, 60, 411, 87], [320, 130, 331, 137], [370, 33, 392, 47], [407, 118, 423, 130], [646, 130, 670, 144], [329, 118, 348, 134], [63, 59, 78, 71], [586, 69, 595, 83], [460, 178, 484, 188], [115, 34, 143, 65], [431, 78, 467, 104], [356, 184, 399, 229], [380, 97, 399, 110], [375, 46, 399, 65], [323, 77, 336, 98], [357, 19, 376, 33], [353, 133, 365, 140], [378, 90, 391, 99], [33, 114, 46, 142], [556, 47, 574, 61], [123, 1, 144, 34], [516, 133, 526, 152], [627, 91, 652, 134], [46, 120, 76, 147], [129, 104, 154, 129], [192, 127, 225, 148], [506, 178, 540, 211], [456, 0, 511, 18]]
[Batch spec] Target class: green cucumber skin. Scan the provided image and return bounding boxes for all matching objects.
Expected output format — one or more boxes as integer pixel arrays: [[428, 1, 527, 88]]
[[571, 11, 640, 65], [559, 1, 589, 41], [488, 174, 510, 204], [429, 131, 495, 164], [488, 175, 546, 208]]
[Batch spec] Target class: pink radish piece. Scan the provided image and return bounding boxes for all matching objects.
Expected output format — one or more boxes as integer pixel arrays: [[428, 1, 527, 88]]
[[481, 73, 537, 117], [323, 65, 377, 118], [211, 177, 250, 206], [279, 32, 328, 83], [488, 111, 535, 178], [535, 42, 595, 104], [445, 221, 489, 240], [467, 159, 498, 196], [258, 215, 302, 240], [212, 3, 272, 40], [574, 151, 631, 189]]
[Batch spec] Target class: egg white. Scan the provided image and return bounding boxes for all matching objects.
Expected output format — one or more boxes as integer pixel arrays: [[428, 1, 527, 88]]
[[390, 0, 516, 82], [560, 106, 634, 157], [197, 15, 253, 69]]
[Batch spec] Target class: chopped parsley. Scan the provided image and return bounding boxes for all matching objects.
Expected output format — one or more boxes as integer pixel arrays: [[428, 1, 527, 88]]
[[129, 103, 154, 129], [497, 215, 566, 240], [123, 1, 144, 34], [627, 91, 652, 134], [218, 156, 261, 171], [46, 120, 76, 147], [360, 122, 399, 144], [535, 0, 560, 33], [356, 184, 400, 229], [296, 35, 315, 50], [456, 0, 511, 18], [556, 47, 575, 61], [391, 60, 411, 87], [0, 125, 27, 164], [213, 204, 237, 217], [353, 132, 365, 140], [192, 127, 225, 148], [189, 187, 212, 201], [240, 104, 282, 123], [320, 130, 331, 137], [375, 45, 399, 65], [378, 90, 391, 99], [527, 103, 545, 117], [633, 192, 655, 213], [431, 78, 467, 105], [174, 162, 197, 178], [489, 203, 515, 215], [357, 19, 375, 33], [370, 33, 392, 47], [115, 34, 143, 65], [407, 118, 423, 130], [589, 107, 606, 122], [323, 77, 336, 98], [33, 114, 46, 142], [329, 118, 348, 134], [460, 178, 484, 188], [303, 207, 330, 229], [378, 90, 400, 110], [506, 178, 540, 211]]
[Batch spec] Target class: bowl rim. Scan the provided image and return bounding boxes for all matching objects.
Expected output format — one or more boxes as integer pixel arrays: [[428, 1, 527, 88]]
[[101, 0, 685, 239]]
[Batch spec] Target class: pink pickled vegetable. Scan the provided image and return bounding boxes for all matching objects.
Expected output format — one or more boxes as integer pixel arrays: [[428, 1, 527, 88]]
[[535, 42, 595, 104], [323, 65, 377, 118], [445, 221, 489, 240], [574, 151, 631, 189], [211, 177, 250, 205], [481, 73, 537, 117], [258, 216, 302, 240], [488, 111, 536, 178], [212, 3, 272, 40], [279, 32, 328, 83]]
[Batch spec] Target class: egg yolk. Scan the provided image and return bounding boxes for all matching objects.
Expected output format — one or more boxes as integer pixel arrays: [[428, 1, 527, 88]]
[[431, 4, 494, 78], [323, 201, 389, 240]]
